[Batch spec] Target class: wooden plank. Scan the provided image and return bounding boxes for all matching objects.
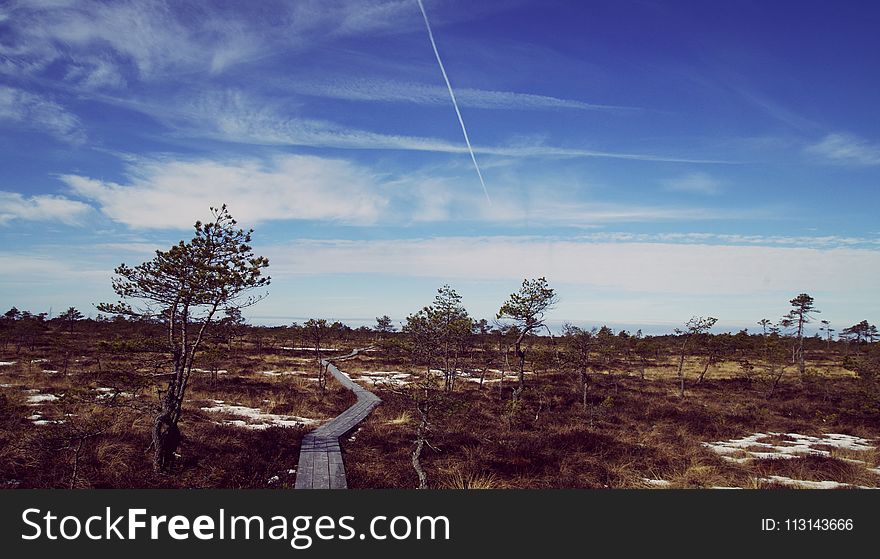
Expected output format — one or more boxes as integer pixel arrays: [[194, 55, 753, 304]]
[[312, 450, 330, 488], [293, 348, 381, 490], [294, 437, 316, 489], [329, 452, 347, 489]]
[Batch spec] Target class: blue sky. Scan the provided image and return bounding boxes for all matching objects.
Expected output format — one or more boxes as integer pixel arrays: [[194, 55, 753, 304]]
[[0, 0, 878, 334]]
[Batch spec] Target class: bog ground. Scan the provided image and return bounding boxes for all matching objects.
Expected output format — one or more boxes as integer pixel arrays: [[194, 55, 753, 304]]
[[1, 318, 878, 489]]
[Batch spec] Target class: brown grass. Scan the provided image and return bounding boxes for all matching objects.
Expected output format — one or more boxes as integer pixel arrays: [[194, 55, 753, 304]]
[[2, 330, 877, 489]]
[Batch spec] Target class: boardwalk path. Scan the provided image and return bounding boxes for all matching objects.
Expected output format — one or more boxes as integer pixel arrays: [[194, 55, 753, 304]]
[[294, 348, 380, 489]]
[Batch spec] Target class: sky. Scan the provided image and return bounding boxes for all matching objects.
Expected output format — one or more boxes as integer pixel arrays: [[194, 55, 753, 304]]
[[0, 0, 878, 334]]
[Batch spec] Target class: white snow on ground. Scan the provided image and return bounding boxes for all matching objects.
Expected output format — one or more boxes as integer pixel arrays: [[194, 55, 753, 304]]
[[354, 371, 412, 386], [759, 476, 852, 490], [42, 370, 60, 374], [201, 399, 319, 430], [94, 387, 133, 399], [704, 432, 879, 489], [458, 369, 531, 383], [281, 347, 338, 352], [0, 361, 16, 366], [704, 432, 875, 462], [26, 393, 60, 404], [31, 359, 48, 363], [642, 478, 671, 487], [258, 370, 308, 377], [27, 411, 64, 426], [191, 368, 227, 374], [0, 383, 13, 388]]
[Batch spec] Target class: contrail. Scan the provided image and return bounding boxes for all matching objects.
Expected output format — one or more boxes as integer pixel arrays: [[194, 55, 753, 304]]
[[416, 0, 491, 204]]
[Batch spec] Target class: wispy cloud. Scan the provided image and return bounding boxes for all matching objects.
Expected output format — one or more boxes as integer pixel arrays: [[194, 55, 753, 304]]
[[51, 149, 748, 230], [120, 89, 729, 163], [732, 85, 819, 132], [0, 86, 85, 143], [805, 132, 880, 166], [0, 191, 92, 225], [60, 154, 388, 229], [578, 232, 880, 250], [289, 77, 635, 111], [662, 171, 722, 195], [0, 1, 441, 89]]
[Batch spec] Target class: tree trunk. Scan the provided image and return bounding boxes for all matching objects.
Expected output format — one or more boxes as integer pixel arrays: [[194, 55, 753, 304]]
[[676, 347, 687, 398], [581, 371, 588, 412], [768, 367, 785, 399], [412, 403, 429, 489], [697, 353, 714, 384], [153, 390, 182, 472], [513, 341, 526, 402]]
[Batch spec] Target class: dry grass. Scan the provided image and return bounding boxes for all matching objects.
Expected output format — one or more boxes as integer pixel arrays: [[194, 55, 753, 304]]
[[344, 358, 880, 489], [2, 328, 877, 489], [0, 335, 357, 488]]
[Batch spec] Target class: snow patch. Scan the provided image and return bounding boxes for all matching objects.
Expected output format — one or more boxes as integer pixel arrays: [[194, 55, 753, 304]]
[[94, 387, 133, 399], [27, 411, 64, 425], [704, 432, 875, 462], [0, 361, 16, 366], [759, 476, 852, 490], [354, 371, 412, 386], [26, 393, 61, 404], [258, 370, 308, 377], [642, 478, 671, 487], [201, 400, 319, 430]]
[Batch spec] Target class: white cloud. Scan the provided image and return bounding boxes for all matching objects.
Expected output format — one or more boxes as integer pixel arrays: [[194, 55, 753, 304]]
[[122, 88, 726, 164], [53, 149, 753, 230], [0, 86, 85, 143], [579, 232, 880, 249], [0, 1, 430, 88], [0, 252, 102, 281], [662, 172, 722, 195], [64, 57, 127, 89], [289, 77, 634, 111], [805, 132, 880, 166], [0, 191, 91, 225], [266, 236, 880, 296], [60, 154, 389, 229]]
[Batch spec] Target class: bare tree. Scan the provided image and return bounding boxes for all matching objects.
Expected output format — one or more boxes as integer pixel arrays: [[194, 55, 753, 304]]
[[303, 318, 333, 396], [696, 333, 722, 384], [390, 369, 446, 489], [561, 324, 595, 411], [98, 205, 269, 471], [674, 316, 717, 397]]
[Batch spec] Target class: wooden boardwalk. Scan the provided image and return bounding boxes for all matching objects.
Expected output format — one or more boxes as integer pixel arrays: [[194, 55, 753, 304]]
[[294, 349, 380, 489]]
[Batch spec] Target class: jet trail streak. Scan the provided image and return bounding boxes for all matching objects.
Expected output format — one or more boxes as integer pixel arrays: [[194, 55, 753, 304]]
[[416, 0, 491, 204]]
